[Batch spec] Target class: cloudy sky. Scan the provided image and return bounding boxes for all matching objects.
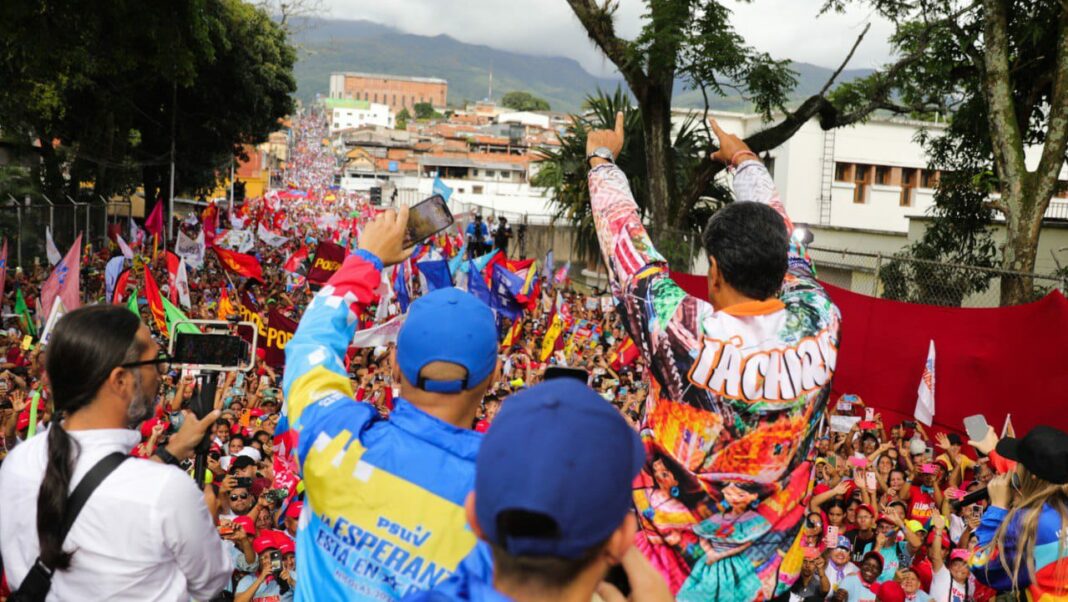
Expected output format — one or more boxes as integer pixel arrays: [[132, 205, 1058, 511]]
[[323, 0, 896, 76]]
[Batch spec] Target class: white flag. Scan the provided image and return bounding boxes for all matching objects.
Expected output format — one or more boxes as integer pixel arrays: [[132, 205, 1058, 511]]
[[115, 234, 135, 260], [45, 227, 61, 266], [257, 223, 289, 248], [350, 315, 406, 348], [914, 340, 936, 426], [175, 258, 192, 309], [374, 268, 394, 322], [40, 297, 67, 345], [175, 229, 205, 270]]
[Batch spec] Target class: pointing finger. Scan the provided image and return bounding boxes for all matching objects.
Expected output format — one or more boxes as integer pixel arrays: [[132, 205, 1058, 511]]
[[708, 117, 727, 138], [614, 111, 624, 137]]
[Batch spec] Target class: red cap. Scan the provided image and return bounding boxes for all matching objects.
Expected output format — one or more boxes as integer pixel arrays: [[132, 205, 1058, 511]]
[[949, 548, 971, 563], [231, 515, 257, 536], [16, 411, 30, 431], [876, 580, 906, 602], [876, 513, 897, 525], [139, 417, 169, 439], [256, 348, 267, 361], [855, 503, 876, 518], [249, 408, 265, 418], [278, 540, 295, 555], [926, 529, 951, 550], [285, 500, 303, 520], [252, 534, 279, 555]]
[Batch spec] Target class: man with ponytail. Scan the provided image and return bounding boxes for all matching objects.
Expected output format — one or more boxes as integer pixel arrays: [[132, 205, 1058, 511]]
[[0, 305, 231, 601]]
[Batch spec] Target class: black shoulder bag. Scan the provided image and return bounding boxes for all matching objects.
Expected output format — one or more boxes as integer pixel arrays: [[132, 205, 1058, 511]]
[[9, 452, 128, 602]]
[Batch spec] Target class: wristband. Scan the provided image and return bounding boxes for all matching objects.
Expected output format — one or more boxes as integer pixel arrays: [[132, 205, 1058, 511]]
[[154, 446, 182, 466], [730, 150, 759, 167]]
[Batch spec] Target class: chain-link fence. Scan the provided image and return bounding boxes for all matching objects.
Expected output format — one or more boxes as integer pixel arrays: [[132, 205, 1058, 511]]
[[0, 193, 124, 267], [808, 245, 1068, 307]]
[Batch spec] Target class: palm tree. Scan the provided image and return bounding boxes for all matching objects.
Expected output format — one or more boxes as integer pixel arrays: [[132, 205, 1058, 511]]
[[532, 87, 729, 269]]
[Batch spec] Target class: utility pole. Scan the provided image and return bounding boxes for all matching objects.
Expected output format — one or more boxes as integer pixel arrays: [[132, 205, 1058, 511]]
[[167, 78, 177, 249]]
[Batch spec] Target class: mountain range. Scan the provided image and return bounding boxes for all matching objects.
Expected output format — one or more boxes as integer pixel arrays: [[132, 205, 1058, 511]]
[[291, 17, 873, 114]]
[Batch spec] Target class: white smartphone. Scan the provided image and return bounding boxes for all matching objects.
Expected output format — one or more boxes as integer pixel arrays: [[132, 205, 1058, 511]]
[[963, 414, 990, 444]]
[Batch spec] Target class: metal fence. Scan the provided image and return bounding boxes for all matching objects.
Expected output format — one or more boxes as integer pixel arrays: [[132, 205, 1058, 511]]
[[808, 245, 1068, 307], [0, 194, 128, 267]]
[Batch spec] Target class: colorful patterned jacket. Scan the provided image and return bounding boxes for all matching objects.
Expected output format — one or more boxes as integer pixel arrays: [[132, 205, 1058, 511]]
[[282, 252, 490, 601], [588, 160, 841, 601], [972, 503, 1068, 600]]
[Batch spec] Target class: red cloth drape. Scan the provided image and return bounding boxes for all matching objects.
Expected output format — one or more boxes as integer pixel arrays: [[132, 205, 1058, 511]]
[[668, 271, 1068, 435]]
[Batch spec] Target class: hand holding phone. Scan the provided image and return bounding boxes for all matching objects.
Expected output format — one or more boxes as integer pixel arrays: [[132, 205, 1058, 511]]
[[865, 471, 878, 491], [404, 195, 454, 246]]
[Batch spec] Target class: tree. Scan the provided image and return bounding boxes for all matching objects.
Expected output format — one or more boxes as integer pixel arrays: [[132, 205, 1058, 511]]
[[0, 0, 295, 228], [413, 102, 440, 120], [501, 91, 551, 112], [828, 0, 1068, 305], [532, 88, 727, 268], [396, 108, 411, 130]]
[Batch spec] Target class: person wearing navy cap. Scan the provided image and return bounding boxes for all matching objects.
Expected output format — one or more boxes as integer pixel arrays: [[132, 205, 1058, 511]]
[[409, 379, 673, 602], [278, 207, 501, 601]]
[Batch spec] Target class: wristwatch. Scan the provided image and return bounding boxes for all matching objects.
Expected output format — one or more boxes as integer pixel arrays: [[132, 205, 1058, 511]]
[[586, 146, 615, 166], [154, 446, 181, 466]]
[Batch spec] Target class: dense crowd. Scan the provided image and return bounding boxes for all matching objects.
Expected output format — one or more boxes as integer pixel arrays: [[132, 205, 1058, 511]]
[[0, 109, 1065, 602]]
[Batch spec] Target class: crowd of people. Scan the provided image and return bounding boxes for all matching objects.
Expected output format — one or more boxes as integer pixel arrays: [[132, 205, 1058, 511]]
[[0, 108, 1064, 602]]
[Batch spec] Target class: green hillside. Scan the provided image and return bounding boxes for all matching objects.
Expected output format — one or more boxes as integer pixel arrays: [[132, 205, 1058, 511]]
[[291, 18, 872, 114]]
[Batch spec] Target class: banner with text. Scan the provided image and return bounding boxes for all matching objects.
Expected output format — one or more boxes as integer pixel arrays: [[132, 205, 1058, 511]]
[[307, 241, 346, 286]]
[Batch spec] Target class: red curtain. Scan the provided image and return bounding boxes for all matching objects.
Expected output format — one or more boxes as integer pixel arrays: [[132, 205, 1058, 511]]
[[669, 271, 1068, 435]]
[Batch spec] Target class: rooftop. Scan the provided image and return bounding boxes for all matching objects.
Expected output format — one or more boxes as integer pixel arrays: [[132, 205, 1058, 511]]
[[333, 71, 448, 85], [323, 97, 372, 110]]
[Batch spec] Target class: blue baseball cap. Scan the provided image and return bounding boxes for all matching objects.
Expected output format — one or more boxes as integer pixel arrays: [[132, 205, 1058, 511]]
[[396, 287, 497, 393], [475, 379, 645, 559]]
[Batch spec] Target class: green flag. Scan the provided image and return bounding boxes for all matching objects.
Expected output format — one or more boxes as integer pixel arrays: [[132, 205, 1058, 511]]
[[163, 297, 198, 338], [15, 288, 36, 337], [127, 287, 140, 317]]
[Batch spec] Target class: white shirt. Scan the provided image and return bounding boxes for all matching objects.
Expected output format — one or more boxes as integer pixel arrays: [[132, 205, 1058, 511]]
[[930, 565, 972, 602], [0, 428, 232, 601], [825, 559, 859, 592]]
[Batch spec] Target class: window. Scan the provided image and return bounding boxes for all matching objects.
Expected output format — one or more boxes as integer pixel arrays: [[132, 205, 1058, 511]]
[[921, 170, 939, 188], [900, 168, 917, 207], [485, 170, 496, 178], [392, 94, 397, 106], [834, 162, 852, 182], [472, 185, 484, 194], [853, 164, 872, 204], [875, 166, 891, 185]]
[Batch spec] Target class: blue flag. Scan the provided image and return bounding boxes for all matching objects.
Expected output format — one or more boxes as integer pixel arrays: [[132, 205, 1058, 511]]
[[467, 260, 493, 308], [393, 262, 411, 313], [419, 259, 452, 291], [490, 265, 524, 320], [432, 176, 453, 201]]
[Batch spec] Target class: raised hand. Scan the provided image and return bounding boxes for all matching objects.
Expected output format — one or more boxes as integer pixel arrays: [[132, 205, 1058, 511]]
[[359, 205, 413, 267], [708, 118, 755, 166], [586, 112, 625, 164]]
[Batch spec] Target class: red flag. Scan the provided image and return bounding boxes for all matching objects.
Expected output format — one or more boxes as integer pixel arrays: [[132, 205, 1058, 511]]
[[610, 337, 640, 371], [142, 267, 168, 334], [212, 246, 264, 282], [165, 251, 181, 305], [145, 201, 164, 236], [201, 203, 219, 246], [283, 245, 309, 273], [40, 233, 82, 321], [306, 241, 346, 285], [264, 309, 298, 367], [112, 269, 132, 304]]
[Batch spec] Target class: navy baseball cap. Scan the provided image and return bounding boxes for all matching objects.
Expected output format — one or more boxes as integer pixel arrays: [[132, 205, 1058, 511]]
[[396, 287, 497, 393], [475, 379, 645, 559]]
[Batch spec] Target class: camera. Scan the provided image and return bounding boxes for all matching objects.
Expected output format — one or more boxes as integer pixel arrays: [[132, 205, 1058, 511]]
[[235, 477, 253, 489], [269, 550, 283, 574]]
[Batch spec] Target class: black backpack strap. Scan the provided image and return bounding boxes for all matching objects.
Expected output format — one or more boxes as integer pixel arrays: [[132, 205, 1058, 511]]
[[12, 452, 128, 601]]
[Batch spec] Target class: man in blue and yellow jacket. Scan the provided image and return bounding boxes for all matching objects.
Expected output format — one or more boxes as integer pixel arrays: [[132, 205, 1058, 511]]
[[281, 207, 498, 601]]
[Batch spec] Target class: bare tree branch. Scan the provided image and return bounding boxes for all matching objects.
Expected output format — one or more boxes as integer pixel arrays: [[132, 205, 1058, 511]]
[[819, 22, 871, 97], [566, 0, 646, 95]]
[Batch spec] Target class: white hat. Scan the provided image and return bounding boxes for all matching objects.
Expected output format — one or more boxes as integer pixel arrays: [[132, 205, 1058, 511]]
[[909, 437, 927, 455], [237, 447, 262, 463]]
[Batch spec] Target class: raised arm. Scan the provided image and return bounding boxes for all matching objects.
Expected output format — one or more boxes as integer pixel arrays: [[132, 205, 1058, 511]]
[[282, 207, 412, 433]]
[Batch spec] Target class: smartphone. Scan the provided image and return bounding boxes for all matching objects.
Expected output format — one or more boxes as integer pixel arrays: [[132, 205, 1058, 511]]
[[269, 550, 283, 573], [865, 471, 878, 491], [543, 366, 590, 384], [235, 476, 254, 489], [963, 414, 990, 444], [902, 420, 917, 429], [173, 332, 252, 371], [864, 407, 875, 421], [825, 525, 840, 547], [0, 400, 11, 410], [217, 524, 235, 537], [405, 194, 454, 245]]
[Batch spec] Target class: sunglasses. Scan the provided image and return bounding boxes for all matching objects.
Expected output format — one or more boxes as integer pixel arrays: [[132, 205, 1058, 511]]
[[121, 351, 173, 375], [230, 493, 250, 502]]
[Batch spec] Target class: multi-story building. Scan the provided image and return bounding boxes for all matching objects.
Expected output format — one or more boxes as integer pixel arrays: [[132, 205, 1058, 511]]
[[324, 98, 394, 134], [329, 72, 448, 113]]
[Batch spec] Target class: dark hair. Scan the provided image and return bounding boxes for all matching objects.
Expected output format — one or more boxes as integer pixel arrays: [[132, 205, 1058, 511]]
[[489, 510, 608, 589], [702, 202, 789, 300], [39, 305, 143, 569]]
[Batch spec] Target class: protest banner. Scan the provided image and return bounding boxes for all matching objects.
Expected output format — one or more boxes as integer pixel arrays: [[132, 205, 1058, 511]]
[[306, 241, 346, 285]]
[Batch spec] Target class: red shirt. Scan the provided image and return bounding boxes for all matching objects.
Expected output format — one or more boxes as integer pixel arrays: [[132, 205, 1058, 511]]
[[907, 485, 937, 523]]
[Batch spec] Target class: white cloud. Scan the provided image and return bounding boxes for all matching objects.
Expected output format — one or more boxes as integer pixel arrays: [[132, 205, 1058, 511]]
[[322, 0, 896, 77]]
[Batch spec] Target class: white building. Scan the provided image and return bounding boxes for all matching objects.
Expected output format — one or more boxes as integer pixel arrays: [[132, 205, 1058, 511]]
[[497, 111, 551, 130], [324, 98, 394, 134]]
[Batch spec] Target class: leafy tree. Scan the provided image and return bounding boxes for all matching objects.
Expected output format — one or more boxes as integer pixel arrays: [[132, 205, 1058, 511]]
[[564, 0, 917, 253], [532, 88, 727, 268], [826, 0, 1068, 305], [0, 0, 295, 230], [413, 102, 440, 120], [500, 91, 551, 112], [396, 108, 411, 130]]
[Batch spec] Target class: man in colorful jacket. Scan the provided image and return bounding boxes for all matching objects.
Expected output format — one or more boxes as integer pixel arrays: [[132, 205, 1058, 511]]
[[586, 115, 841, 601], [281, 207, 498, 600]]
